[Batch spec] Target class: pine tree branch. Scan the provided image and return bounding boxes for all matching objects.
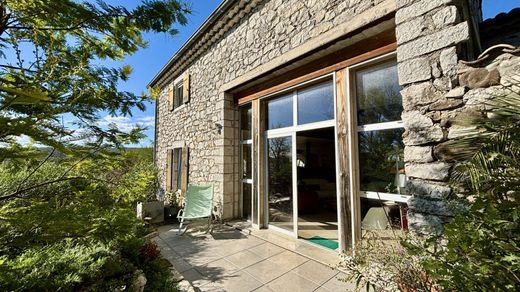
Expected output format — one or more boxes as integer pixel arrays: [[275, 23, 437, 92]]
[[0, 64, 37, 73], [0, 176, 86, 201], [16, 148, 56, 193]]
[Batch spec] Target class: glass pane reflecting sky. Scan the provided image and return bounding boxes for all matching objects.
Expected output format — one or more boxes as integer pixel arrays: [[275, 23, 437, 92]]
[[267, 94, 293, 130], [297, 82, 334, 125]]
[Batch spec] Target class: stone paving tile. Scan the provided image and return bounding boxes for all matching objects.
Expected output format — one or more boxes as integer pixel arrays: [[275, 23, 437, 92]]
[[168, 258, 193, 273], [290, 260, 339, 286], [252, 285, 275, 292], [198, 282, 226, 292], [249, 242, 285, 259], [244, 259, 294, 284], [217, 236, 265, 257], [267, 250, 309, 270], [225, 249, 265, 269], [195, 258, 240, 281], [183, 248, 224, 267], [181, 268, 211, 289], [265, 271, 320, 292], [320, 272, 356, 292], [213, 270, 263, 292]]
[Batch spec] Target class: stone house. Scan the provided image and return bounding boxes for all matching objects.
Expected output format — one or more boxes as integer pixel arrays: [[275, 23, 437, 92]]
[[149, 0, 520, 251]]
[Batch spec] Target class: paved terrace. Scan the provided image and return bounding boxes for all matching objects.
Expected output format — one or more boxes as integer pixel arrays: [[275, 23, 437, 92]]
[[154, 223, 356, 292]]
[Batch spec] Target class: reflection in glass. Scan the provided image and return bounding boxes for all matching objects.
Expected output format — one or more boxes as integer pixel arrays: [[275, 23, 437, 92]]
[[358, 128, 405, 194], [240, 105, 252, 140], [242, 144, 252, 179], [267, 94, 293, 130], [297, 82, 334, 125], [356, 61, 402, 125], [242, 183, 252, 221], [268, 136, 293, 231], [360, 198, 408, 234]]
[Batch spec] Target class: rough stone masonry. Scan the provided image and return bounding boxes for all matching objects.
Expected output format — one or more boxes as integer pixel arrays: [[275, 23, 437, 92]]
[[397, 0, 520, 234]]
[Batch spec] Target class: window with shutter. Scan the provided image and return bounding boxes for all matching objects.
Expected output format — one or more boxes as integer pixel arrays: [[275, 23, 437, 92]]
[[165, 148, 184, 193], [169, 73, 190, 111], [174, 82, 183, 110], [182, 73, 190, 104], [180, 147, 189, 195], [173, 148, 183, 192]]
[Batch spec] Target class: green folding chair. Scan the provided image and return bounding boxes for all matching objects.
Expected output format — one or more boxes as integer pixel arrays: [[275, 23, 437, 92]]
[[177, 184, 214, 235]]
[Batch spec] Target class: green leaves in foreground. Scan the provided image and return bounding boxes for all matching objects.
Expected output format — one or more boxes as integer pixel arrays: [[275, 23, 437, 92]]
[[0, 0, 191, 160], [0, 148, 162, 291]]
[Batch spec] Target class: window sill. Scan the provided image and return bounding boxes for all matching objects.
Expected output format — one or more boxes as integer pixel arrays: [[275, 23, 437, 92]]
[[172, 104, 186, 113]]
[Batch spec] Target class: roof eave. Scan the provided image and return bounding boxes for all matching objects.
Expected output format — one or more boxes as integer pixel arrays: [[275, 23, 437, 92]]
[[148, 0, 239, 88]]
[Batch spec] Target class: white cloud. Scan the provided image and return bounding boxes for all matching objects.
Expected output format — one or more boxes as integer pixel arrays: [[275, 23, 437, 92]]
[[136, 116, 155, 127], [97, 115, 155, 132]]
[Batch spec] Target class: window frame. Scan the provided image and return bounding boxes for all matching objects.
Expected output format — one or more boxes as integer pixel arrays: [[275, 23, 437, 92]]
[[239, 105, 253, 221], [173, 81, 184, 110], [264, 75, 336, 137], [171, 147, 183, 192], [348, 55, 410, 204], [342, 53, 411, 246], [262, 75, 337, 238]]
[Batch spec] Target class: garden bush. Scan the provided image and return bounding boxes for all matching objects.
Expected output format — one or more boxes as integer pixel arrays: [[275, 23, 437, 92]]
[[0, 148, 177, 291]]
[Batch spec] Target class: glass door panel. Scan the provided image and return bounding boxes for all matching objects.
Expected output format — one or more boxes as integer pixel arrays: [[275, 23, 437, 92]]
[[296, 127, 339, 248], [242, 183, 252, 220], [267, 136, 293, 232]]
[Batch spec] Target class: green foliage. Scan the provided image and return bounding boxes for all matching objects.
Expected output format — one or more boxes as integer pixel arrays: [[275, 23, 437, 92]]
[[0, 148, 175, 290], [0, 241, 120, 291], [0, 0, 187, 289], [405, 77, 520, 291], [0, 0, 190, 159], [142, 258, 178, 292], [341, 233, 437, 292]]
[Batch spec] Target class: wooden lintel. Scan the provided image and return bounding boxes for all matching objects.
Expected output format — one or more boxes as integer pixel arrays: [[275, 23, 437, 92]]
[[237, 42, 397, 105]]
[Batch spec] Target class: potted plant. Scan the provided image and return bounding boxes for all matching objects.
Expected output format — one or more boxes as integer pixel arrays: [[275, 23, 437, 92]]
[[163, 189, 181, 222]]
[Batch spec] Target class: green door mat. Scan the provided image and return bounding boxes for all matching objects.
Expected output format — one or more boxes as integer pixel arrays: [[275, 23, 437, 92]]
[[306, 236, 339, 250]]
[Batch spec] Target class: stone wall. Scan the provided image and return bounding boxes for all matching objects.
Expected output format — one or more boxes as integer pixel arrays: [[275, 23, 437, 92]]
[[396, 0, 471, 234], [155, 0, 389, 219], [396, 0, 520, 234]]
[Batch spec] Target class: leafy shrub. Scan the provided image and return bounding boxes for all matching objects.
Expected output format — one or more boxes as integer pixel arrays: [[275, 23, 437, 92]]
[[0, 241, 118, 291], [0, 148, 176, 290], [140, 241, 161, 262], [341, 233, 438, 292], [141, 258, 178, 292]]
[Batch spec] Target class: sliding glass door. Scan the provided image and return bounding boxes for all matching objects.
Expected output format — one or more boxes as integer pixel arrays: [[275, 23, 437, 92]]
[[267, 135, 293, 232], [264, 77, 338, 244]]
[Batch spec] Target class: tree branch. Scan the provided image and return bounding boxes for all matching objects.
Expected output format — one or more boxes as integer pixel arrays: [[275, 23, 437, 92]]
[[0, 64, 37, 73], [0, 176, 86, 201], [16, 148, 55, 193]]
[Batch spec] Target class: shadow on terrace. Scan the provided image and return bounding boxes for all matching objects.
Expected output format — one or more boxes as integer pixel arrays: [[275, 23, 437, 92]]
[[154, 222, 354, 292]]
